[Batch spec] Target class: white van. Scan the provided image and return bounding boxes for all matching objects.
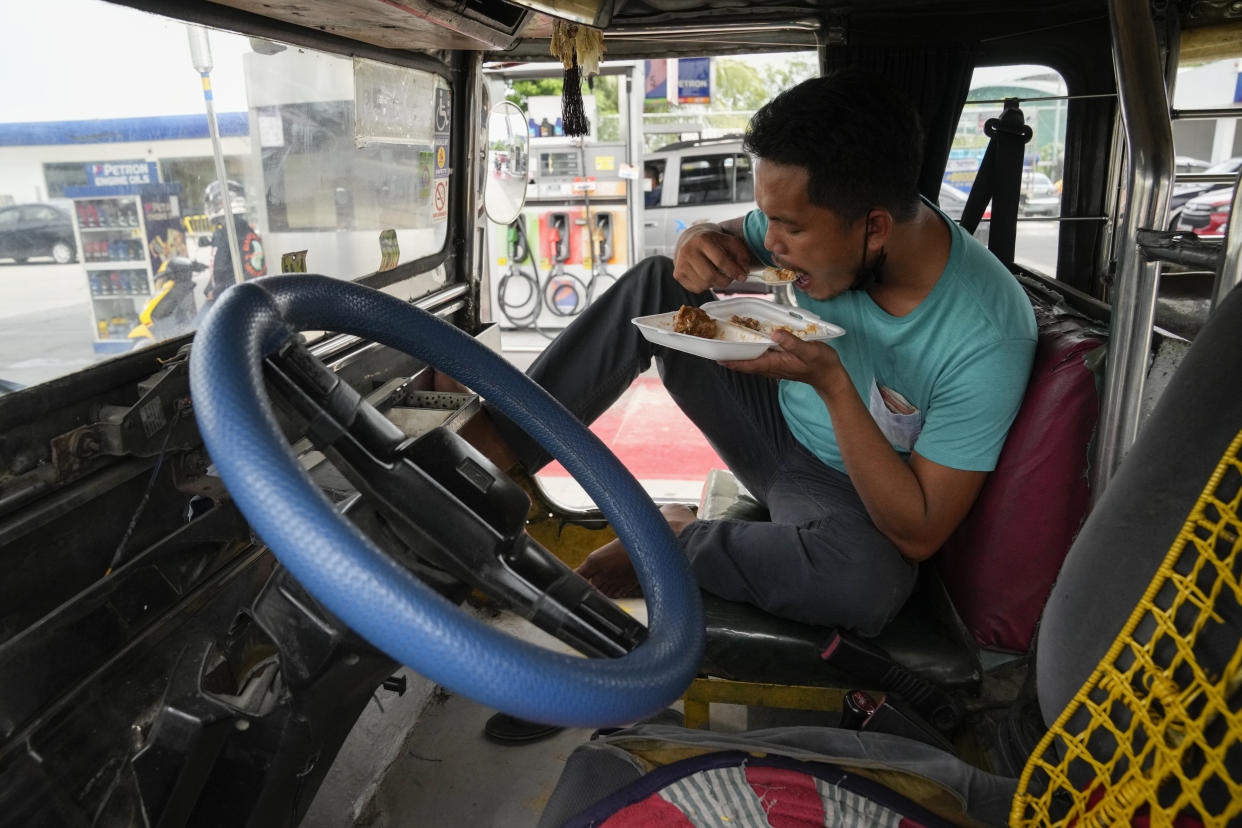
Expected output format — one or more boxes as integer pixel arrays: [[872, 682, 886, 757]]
[[640, 136, 755, 258]]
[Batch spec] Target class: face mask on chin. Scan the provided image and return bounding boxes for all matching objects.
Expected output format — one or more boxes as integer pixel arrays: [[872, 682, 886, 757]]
[[849, 209, 886, 291]]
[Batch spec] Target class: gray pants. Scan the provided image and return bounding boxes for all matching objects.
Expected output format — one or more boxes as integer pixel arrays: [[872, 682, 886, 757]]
[[490, 256, 916, 636]]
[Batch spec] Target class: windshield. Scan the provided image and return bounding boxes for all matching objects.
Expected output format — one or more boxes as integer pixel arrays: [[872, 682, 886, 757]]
[[0, 0, 451, 389]]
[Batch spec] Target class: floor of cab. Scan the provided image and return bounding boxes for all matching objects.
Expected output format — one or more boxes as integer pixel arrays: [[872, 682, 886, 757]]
[[301, 605, 593, 828], [301, 603, 760, 828], [362, 692, 596, 827]]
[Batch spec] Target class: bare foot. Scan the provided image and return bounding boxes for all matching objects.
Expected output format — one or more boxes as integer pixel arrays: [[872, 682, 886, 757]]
[[576, 537, 638, 598], [575, 504, 697, 598], [456, 409, 519, 472]]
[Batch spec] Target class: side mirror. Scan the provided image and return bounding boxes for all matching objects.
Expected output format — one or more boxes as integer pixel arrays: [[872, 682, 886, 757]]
[[483, 101, 530, 225]]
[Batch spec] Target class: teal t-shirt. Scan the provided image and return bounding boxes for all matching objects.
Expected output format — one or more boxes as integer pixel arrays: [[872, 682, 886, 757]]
[[742, 202, 1037, 473]]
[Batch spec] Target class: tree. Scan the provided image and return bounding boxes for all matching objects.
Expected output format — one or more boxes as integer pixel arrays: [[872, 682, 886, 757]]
[[506, 78, 563, 110], [505, 75, 621, 139], [712, 60, 767, 111], [765, 54, 817, 95]]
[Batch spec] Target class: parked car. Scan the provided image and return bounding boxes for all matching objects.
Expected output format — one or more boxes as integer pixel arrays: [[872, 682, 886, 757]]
[[938, 181, 971, 221], [1177, 185, 1233, 237], [1175, 155, 1212, 175], [1168, 156, 1242, 228], [0, 202, 77, 264], [642, 138, 991, 256], [1019, 171, 1060, 217], [641, 136, 754, 258]]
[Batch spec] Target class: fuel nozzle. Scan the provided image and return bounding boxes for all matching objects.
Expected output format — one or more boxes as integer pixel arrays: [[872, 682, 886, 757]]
[[507, 220, 529, 264], [593, 212, 613, 264], [548, 212, 570, 264]]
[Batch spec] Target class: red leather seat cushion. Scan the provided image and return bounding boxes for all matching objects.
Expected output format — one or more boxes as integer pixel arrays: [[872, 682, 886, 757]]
[[936, 316, 1104, 653]]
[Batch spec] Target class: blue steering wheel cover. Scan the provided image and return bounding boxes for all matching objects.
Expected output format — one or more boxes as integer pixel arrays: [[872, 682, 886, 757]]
[[189, 275, 703, 726]]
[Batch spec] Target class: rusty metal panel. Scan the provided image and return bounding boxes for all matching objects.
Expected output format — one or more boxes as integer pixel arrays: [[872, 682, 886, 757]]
[[208, 0, 524, 51]]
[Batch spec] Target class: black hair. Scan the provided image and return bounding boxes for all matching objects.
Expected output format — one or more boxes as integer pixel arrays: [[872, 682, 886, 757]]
[[743, 70, 924, 223]]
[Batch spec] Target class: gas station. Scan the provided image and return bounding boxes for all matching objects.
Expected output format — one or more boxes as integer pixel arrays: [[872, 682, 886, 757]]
[[483, 62, 646, 333]]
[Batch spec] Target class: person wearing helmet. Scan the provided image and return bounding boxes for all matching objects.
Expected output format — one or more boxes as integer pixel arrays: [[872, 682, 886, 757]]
[[128, 256, 209, 342], [202, 180, 266, 306]]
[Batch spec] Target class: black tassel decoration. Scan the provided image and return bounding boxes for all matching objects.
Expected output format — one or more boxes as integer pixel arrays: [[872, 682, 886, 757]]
[[551, 20, 603, 137], [562, 59, 590, 137]]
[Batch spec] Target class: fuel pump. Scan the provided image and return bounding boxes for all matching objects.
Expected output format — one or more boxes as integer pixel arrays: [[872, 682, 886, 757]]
[[496, 219, 541, 329], [543, 211, 587, 318], [483, 62, 641, 332]]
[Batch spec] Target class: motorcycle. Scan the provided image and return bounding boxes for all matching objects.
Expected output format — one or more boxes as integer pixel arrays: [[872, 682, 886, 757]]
[[127, 256, 207, 343]]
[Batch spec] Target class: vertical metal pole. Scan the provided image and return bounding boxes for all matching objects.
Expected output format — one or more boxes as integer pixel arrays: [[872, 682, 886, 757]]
[[187, 25, 245, 289], [1212, 174, 1242, 310], [627, 63, 644, 266], [462, 52, 485, 315], [1092, 0, 1175, 499]]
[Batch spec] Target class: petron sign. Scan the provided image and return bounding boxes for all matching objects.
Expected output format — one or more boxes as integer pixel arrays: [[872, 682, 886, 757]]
[[84, 161, 159, 188], [646, 58, 712, 105], [677, 57, 711, 105]]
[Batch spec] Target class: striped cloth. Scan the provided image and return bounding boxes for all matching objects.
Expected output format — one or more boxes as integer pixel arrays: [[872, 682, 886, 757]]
[[584, 759, 932, 827]]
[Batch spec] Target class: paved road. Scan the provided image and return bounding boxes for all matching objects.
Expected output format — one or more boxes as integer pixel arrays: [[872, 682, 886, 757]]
[[0, 261, 103, 388], [1012, 221, 1059, 275], [0, 261, 90, 317], [0, 301, 100, 388]]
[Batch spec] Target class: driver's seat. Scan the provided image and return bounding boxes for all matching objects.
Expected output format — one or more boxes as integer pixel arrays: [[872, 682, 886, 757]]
[[538, 282, 1242, 827], [681, 290, 1107, 731]]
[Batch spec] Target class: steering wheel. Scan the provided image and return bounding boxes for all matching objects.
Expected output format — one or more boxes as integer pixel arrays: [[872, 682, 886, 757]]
[[188, 275, 703, 727]]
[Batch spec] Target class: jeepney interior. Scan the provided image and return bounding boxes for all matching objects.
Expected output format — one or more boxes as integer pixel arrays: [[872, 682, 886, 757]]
[[2, 0, 1242, 825]]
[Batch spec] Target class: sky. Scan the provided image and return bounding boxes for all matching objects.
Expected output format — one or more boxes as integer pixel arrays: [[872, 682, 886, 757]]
[[1, 0, 252, 122]]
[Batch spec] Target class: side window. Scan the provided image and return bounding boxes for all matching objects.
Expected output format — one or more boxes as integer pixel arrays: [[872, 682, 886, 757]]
[[678, 154, 734, 205], [733, 154, 753, 202], [0, 0, 454, 391], [950, 64, 1069, 277], [644, 160, 665, 208]]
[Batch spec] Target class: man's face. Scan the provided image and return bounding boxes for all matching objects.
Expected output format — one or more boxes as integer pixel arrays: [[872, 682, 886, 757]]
[[754, 160, 862, 301]]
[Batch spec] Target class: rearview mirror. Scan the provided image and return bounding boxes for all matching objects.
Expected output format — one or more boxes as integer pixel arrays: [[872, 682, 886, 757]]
[[483, 101, 530, 226]]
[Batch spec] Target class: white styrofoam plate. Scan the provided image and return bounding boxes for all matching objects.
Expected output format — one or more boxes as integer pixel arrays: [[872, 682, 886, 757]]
[[632, 298, 845, 361]]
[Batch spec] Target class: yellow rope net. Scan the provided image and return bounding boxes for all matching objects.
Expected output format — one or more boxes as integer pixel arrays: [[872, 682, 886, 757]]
[[1012, 428, 1242, 826]]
